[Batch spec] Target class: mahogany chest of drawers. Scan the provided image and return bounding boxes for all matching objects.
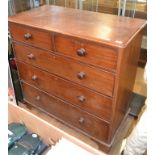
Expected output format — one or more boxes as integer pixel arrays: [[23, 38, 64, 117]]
[[9, 5, 146, 152]]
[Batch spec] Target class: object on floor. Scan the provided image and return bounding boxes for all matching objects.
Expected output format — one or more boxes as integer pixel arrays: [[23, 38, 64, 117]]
[[8, 122, 49, 155], [8, 123, 27, 149], [35, 142, 49, 155], [9, 133, 42, 155], [129, 92, 146, 118], [121, 106, 147, 155]]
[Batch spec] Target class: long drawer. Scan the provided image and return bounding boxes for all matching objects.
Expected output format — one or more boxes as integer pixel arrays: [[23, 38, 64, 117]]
[[22, 82, 110, 142], [17, 61, 112, 121], [14, 43, 115, 96], [54, 33, 118, 71], [9, 23, 53, 50]]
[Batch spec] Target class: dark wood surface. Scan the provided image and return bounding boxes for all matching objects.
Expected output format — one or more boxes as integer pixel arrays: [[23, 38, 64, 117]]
[[9, 5, 146, 48], [22, 82, 110, 142], [9, 5, 146, 152], [9, 23, 53, 50], [109, 29, 144, 140], [54, 33, 118, 71], [17, 61, 113, 122], [14, 43, 115, 97]]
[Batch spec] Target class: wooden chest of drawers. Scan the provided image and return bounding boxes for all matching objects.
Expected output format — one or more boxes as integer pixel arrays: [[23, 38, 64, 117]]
[[9, 5, 146, 152]]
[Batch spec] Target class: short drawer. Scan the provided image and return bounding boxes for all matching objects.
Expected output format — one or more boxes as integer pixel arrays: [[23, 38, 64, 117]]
[[9, 23, 53, 50], [22, 82, 110, 142], [14, 43, 115, 96], [17, 61, 112, 121], [54, 34, 118, 71]]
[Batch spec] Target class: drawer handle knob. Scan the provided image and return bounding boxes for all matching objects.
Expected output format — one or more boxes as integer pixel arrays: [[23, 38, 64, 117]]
[[36, 96, 40, 101], [77, 48, 86, 56], [78, 96, 86, 102], [79, 117, 85, 124], [24, 33, 32, 40], [27, 53, 35, 59], [32, 75, 38, 81], [77, 72, 86, 80]]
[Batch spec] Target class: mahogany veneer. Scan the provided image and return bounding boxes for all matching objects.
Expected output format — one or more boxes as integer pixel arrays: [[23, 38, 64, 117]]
[[9, 5, 146, 152]]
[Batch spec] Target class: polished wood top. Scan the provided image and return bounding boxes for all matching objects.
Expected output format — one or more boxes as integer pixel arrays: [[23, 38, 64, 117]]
[[9, 5, 146, 48]]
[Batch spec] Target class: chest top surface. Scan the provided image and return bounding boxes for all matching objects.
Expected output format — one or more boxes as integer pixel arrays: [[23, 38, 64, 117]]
[[9, 5, 146, 48]]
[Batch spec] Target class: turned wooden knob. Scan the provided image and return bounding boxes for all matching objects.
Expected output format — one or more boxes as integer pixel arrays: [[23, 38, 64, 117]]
[[32, 75, 38, 81], [77, 72, 86, 80], [24, 33, 32, 40], [35, 96, 40, 101], [27, 53, 35, 59], [78, 96, 86, 102], [77, 48, 86, 56], [79, 117, 85, 124]]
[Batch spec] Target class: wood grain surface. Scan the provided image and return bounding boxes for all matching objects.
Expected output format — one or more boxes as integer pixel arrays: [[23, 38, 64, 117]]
[[54, 33, 118, 71], [17, 61, 113, 121], [22, 83, 110, 142], [9, 5, 146, 152], [14, 43, 115, 97], [9, 23, 53, 50], [9, 5, 146, 48]]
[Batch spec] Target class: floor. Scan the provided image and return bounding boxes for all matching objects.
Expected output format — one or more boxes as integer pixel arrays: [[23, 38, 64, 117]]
[[19, 67, 147, 155], [134, 67, 147, 97], [112, 67, 147, 155]]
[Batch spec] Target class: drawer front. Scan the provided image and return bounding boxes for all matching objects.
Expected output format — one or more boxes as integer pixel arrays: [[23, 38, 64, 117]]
[[14, 43, 115, 96], [54, 34, 118, 71], [9, 23, 53, 50], [22, 82, 110, 142], [17, 61, 112, 121]]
